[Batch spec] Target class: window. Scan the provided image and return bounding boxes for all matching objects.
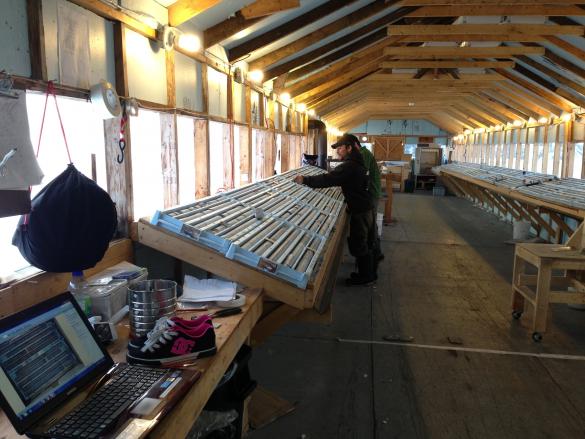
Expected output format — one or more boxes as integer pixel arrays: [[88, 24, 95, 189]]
[[573, 143, 583, 178], [177, 115, 196, 205], [0, 92, 107, 281], [129, 109, 164, 220]]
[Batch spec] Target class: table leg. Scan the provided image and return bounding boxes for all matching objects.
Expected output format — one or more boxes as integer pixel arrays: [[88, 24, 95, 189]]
[[532, 260, 552, 334], [511, 253, 526, 313]]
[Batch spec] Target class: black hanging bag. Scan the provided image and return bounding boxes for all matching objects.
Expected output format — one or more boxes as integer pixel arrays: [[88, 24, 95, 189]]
[[12, 164, 116, 272], [11, 82, 117, 272]]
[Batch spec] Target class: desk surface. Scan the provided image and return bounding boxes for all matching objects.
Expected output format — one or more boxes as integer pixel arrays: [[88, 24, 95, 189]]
[[0, 288, 263, 439]]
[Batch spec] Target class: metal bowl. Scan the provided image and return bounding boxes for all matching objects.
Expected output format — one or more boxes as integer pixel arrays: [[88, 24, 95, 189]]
[[127, 279, 177, 303]]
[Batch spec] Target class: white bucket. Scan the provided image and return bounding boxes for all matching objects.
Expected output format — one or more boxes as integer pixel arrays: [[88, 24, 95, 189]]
[[513, 220, 531, 241], [377, 213, 383, 238]]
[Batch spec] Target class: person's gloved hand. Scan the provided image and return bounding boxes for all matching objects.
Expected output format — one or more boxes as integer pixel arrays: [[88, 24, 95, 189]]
[[293, 175, 304, 184]]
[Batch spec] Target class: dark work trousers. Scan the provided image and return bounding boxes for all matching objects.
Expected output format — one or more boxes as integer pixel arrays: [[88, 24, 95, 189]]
[[371, 196, 382, 258], [348, 210, 375, 258]]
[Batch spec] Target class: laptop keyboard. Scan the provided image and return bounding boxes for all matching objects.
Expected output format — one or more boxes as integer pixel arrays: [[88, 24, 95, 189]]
[[46, 365, 167, 438]]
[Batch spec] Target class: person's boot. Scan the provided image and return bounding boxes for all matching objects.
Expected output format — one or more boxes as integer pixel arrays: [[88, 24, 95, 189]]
[[346, 254, 376, 286]]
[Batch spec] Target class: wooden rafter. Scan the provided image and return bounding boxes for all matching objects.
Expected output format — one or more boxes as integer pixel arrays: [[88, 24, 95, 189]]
[[383, 46, 545, 58], [514, 55, 585, 97], [240, 0, 300, 19], [264, 5, 416, 80], [248, 0, 400, 71], [388, 24, 584, 36], [407, 5, 585, 16], [400, 0, 585, 4], [380, 60, 515, 69], [168, 0, 222, 27], [495, 68, 574, 112], [228, 0, 360, 62]]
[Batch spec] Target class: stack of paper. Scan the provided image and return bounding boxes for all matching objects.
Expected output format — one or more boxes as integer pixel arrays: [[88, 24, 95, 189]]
[[180, 275, 236, 303]]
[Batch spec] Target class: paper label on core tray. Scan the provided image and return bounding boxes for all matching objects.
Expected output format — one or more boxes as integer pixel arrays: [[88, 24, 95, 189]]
[[181, 275, 236, 302]]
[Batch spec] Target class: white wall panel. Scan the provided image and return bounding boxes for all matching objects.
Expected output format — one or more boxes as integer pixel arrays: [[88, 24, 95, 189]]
[[0, 0, 30, 77], [125, 28, 167, 104], [43, 0, 114, 87], [175, 52, 203, 111]]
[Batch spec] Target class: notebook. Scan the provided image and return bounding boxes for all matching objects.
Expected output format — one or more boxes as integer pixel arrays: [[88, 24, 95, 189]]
[[0, 292, 200, 438]]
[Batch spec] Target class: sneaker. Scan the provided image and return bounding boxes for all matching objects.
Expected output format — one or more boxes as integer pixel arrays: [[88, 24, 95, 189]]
[[128, 315, 212, 351], [126, 323, 217, 366]]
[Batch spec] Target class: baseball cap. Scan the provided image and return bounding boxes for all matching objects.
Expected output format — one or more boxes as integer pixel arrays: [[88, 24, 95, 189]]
[[331, 133, 361, 149]]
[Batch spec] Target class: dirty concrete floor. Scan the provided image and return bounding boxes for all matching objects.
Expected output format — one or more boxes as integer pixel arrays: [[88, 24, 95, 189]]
[[248, 193, 585, 439]]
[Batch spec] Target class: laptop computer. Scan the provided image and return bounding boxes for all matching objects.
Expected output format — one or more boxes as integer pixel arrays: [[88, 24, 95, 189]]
[[0, 292, 200, 439]]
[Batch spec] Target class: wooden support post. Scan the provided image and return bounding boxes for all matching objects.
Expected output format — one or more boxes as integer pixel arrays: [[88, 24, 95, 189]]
[[195, 119, 210, 198], [161, 113, 178, 208], [26, 0, 47, 81], [384, 174, 393, 224]]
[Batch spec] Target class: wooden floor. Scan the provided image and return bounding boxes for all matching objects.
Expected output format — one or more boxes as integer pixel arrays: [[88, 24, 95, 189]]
[[249, 192, 585, 439]]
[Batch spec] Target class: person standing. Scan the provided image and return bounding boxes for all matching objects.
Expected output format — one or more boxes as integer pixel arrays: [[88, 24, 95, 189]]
[[293, 134, 376, 285], [352, 135, 384, 262]]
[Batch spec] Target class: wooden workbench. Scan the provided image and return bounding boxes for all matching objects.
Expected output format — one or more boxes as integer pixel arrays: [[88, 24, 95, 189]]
[[0, 289, 263, 439]]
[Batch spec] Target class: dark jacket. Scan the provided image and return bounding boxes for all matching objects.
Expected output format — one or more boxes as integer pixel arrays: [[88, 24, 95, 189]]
[[302, 155, 372, 213]]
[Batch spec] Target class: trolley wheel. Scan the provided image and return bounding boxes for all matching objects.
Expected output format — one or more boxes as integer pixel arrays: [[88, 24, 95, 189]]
[[532, 332, 543, 342], [512, 311, 522, 320]]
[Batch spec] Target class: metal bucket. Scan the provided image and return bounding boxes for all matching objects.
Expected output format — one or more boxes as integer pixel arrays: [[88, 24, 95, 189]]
[[128, 280, 177, 337]]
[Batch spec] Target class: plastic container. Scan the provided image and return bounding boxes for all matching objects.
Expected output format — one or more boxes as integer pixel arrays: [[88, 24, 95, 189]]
[[433, 186, 446, 196], [84, 281, 128, 321], [513, 220, 532, 241]]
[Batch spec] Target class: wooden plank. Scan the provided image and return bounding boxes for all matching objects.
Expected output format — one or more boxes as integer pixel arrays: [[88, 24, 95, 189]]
[[381, 60, 515, 69], [241, 0, 300, 19], [383, 46, 545, 58], [0, 240, 133, 318], [160, 113, 179, 208], [68, 0, 155, 38], [388, 24, 584, 36], [138, 221, 310, 309], [166, 49, 175, 108], [515, 55, 585, 97], [153, 289, 263, 439], [26, 0, 47, 81], [228, 0, 360, 62], [104, 117, 129, 236], [407, 5, 585, 16], [545, 35, 585, 61], [204, 14, 264, 49], [195, 118, 209, 198], [168, 0, 222, 26], [392, 34, 549, 42], [249, 0, 395, 70], [239, 125, 250, 186], [401, 0, 585, 4], [495, 69, 573, 113]]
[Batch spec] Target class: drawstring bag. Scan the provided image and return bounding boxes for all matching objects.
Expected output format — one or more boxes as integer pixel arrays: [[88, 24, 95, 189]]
[[11, 81, 117, 272], [12, 164, 117, 272]]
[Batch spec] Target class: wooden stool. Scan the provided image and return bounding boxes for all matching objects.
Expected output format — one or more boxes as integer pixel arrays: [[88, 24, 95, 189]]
[[511, 223, 585, 341]]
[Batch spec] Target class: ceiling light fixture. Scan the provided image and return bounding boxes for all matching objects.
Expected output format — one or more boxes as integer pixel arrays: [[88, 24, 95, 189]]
[[248, 69, 264, 83], [538, 116, 548, 124]]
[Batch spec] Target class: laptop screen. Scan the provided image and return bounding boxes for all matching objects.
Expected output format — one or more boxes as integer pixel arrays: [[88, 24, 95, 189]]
[[0, 292, 113, 433]]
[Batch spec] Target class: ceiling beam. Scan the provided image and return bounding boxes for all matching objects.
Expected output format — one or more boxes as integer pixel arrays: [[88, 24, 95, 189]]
[[228, 0, 360, 62], [388, 24, 583, 36], [383, 46, 545, 58], [276, 30, 390, 82], [481, 90, 537, 119], [263, 6, 416, 80], [514, 55, 585, 97], [381, 60, 514, 68], [392, 34, 550, 42], [248, 0, 399, 71], [240, 0, 300, 19], [168, 0, 222, 27], [287, 52, 385, 97], [367, 72, 505, 81], [468, 93, 526, 121], [495, 68, 573, 112], [406, 5, 585, 16], [498, 81, 563, 116], [400, 0, 585, 4], [203, 13, 264, 48], [544, 35, 585, 61], [493, 84, 549, 117]]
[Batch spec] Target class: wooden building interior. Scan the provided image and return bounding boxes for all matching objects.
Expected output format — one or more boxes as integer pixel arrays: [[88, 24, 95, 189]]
[[1, 0, 585, 438]]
